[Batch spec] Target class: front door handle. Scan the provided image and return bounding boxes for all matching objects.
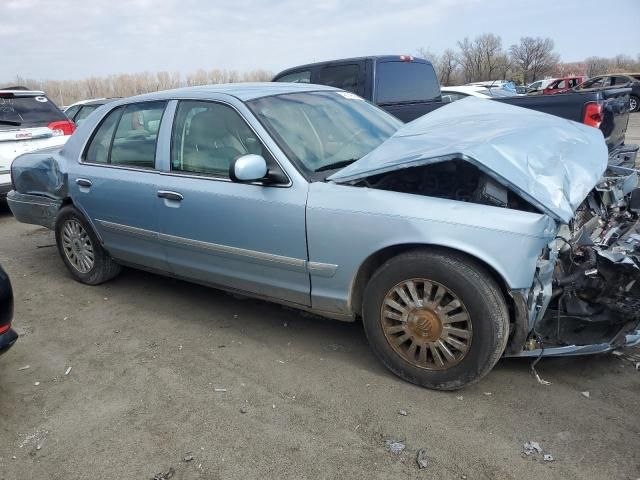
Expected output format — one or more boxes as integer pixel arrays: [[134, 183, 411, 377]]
[[76, 178, 92, 188], [157, 190, 184, 202]]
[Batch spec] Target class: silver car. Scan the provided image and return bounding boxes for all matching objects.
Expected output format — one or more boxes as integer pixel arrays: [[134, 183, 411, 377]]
[[7, 83, 640, 390]]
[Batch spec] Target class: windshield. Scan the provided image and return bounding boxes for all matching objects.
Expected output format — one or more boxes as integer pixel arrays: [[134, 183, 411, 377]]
[[247, 91, 401, 174]]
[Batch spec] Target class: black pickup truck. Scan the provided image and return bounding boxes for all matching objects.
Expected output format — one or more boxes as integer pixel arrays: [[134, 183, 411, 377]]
[[274, 55, 637, 165]]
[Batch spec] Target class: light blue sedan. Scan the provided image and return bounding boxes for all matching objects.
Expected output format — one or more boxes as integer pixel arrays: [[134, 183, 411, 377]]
[[8, 83, 640, 389]]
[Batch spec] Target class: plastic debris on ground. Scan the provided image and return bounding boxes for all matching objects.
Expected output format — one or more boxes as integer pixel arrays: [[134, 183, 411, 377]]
[[18, 365, 30, 371], [523, 441, 543, 456], [151, 467, 175, 480], [544, 454, 555, 462], [398, 410, 408, 416], [385, 439, 406, 455], [183, 453, 193, 462], [416, 448, 429, 468], [581, 391, 590, 399], [612, 348, 640, 370]]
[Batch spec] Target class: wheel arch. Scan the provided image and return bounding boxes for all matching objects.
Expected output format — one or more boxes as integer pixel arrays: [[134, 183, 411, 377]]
[[349, 243, 516, 321]]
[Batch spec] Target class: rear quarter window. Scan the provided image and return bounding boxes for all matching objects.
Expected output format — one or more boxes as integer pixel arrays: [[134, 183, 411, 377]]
[[375, 61, 440, 104], [0, 95, 66, 128]]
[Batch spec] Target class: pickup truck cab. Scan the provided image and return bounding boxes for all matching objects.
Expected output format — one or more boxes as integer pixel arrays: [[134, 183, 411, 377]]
[[274, 56, 637, 166], [273, 55, 443, 122]]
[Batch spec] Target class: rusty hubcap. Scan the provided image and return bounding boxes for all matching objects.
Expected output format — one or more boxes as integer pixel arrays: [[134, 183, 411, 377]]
[[380, 279, 472, 370]]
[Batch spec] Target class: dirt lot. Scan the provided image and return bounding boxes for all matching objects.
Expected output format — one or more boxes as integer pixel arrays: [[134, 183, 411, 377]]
[[1, 117, 639, 480]]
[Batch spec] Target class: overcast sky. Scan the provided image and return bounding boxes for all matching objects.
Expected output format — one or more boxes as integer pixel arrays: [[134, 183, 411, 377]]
[[2, 0, 639, 81]]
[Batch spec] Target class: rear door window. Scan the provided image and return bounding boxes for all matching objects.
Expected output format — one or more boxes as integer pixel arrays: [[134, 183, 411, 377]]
[[274, 70, 311, 84], [318, 64, 362, 95], [110, 102, 166, 168], [375, 61, 440, 104], [84, 101, 166, 168], [611, 76, 631, 86], [0, 94, 66, 129]]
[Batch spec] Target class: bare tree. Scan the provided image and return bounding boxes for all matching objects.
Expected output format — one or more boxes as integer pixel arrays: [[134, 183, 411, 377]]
[[509, 37, 559, 84], [584, 56, 612, 77], [438, 49, 459, 85], [455, 34, 508, 83]]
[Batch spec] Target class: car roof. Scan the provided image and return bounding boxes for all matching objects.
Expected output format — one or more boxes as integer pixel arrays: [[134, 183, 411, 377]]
[[0, 90, 46, 96], [82, 98, 120, 106], [274, 55, 432, 78], [114, 82, 339, 104]]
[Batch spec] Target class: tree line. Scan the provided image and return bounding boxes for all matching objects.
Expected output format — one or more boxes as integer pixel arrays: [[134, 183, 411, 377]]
[[5, 69, 273, 106], [3, 34, 639, 105], [419, 34, 640, 86]]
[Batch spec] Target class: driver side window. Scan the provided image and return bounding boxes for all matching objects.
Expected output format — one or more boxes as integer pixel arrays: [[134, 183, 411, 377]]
[[170, 101, 270, 178]]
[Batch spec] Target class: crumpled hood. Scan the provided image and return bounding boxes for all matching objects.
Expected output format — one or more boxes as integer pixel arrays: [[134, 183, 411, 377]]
[[329, 97, 608, 223]]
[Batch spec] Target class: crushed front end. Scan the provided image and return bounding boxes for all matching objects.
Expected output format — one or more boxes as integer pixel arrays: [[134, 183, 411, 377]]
[[508, 166, 640, 357]]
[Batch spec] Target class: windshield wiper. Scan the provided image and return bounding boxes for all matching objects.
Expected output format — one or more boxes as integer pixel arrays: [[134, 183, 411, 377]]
[[0, 119, 22, 126], [315, 158, 358, 172]]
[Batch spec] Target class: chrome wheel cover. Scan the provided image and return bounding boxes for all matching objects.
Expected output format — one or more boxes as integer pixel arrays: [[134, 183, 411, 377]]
[[380, 279, 472, 370], [630, 97, 638, 112], [61, 219, 95, 274]]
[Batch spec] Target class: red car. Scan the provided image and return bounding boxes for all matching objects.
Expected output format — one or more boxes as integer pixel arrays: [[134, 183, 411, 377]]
[[543, 76, 586, 95]]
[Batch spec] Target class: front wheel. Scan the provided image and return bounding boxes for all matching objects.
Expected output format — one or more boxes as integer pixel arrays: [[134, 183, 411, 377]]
[[362, 249, 509, 390], [55, 206, 122, 285], [629, 95, 639, 113]]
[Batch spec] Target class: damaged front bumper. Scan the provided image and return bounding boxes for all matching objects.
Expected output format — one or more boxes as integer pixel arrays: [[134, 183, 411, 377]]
[[7, 190, 62, 229], [507, 166, 640, 358], [506, 329, 640, 357]]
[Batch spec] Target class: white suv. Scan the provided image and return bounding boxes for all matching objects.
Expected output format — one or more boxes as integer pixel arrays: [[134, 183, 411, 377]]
[[0, 89, 75, 200]]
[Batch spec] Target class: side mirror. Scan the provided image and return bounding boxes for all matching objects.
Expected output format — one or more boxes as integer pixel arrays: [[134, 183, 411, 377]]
[[229, 154, 268, 183]]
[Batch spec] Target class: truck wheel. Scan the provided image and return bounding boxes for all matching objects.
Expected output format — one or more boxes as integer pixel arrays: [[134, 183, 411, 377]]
[[630, 95, 639, 113], [362, 249, 509, 390], [55, 206, 122, 285]]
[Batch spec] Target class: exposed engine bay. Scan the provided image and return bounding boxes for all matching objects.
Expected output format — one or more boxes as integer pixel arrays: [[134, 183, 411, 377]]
[[358, 160, 640, 354], [358, 160, 540, 214]]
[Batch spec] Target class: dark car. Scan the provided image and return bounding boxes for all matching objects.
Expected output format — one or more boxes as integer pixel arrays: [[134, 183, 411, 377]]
[[575, 74, 640, 112], [64, 98, 120, 127], [0, 265, 17, 355]]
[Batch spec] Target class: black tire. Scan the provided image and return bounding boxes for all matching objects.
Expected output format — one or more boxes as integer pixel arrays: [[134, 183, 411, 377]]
[[362, 249, 509, 390], [630, 95, 639, 113], [55, 205, 122, 285]]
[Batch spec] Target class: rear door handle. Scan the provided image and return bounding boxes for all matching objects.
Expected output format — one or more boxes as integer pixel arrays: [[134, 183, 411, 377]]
[[76, 178, 92, 188], [157, 190, 184, 202]]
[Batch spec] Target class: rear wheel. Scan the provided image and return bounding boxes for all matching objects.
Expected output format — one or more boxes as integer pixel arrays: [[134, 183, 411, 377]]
[[630, 95, 639, 113], [362, 249, 509, 390], [55, 206, 121, 285]]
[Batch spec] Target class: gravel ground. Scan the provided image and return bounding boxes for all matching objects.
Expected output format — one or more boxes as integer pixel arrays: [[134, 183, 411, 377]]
[[0, 115, 639, 480]]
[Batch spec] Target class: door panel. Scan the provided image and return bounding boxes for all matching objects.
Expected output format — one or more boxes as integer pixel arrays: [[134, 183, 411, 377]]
[[71, 101, 169, 271], [157, 100, 310, 306]]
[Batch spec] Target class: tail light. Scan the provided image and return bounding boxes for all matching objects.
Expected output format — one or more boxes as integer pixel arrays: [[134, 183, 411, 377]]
[[47, 120, 76, 136], [583, 102, 603, 129], [0, 323, 11, 334]]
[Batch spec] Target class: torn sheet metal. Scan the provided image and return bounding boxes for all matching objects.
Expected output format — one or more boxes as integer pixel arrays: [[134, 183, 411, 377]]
[[329, 97, 608, 224]]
